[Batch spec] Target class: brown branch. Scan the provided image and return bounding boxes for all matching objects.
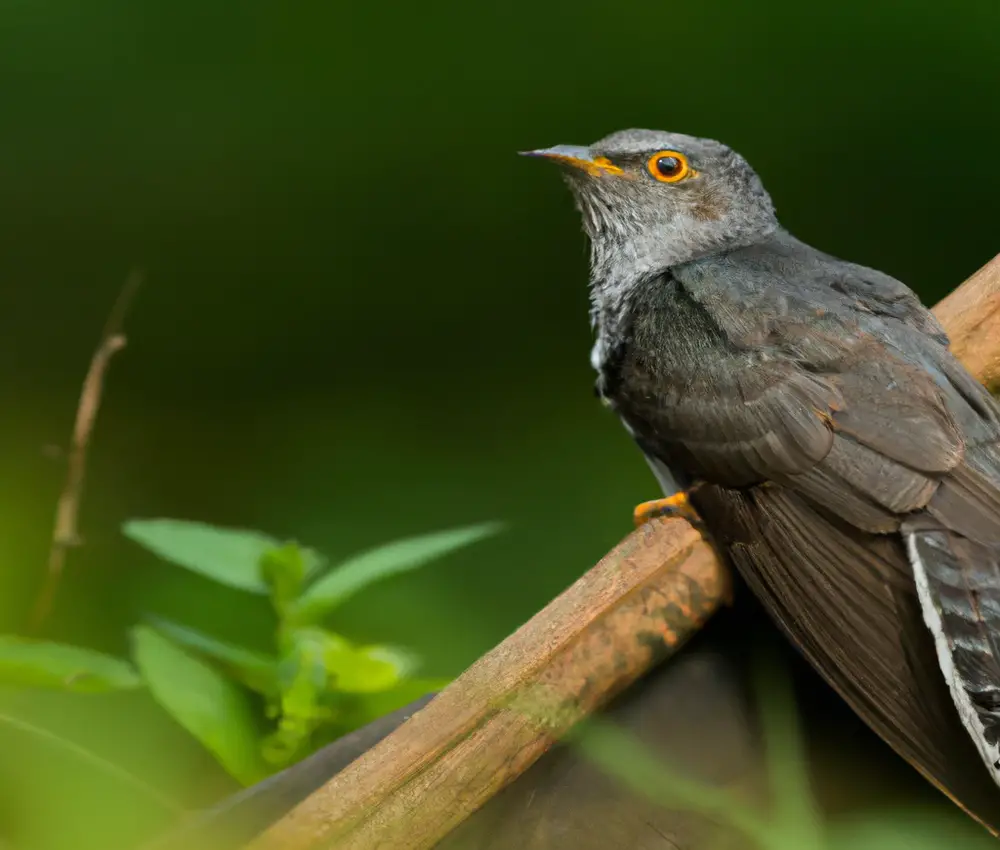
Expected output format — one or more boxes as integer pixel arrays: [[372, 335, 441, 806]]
[[29, 270, 143, 631], [249, 256, 1000, 850], [933, 253, 1000, 393]]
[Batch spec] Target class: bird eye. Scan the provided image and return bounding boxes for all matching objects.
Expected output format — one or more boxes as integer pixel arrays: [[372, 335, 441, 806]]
[[647, 151, 691, 183]]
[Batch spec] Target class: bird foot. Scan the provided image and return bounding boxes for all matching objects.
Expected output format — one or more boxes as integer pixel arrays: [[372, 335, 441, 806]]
[[633, 491, 703, 529]]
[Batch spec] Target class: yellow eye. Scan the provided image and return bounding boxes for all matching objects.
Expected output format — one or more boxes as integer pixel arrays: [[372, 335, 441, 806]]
[[647, 150, 692, 183]]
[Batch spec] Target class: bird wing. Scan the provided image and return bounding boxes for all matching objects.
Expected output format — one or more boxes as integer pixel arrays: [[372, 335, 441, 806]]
[[605, 237, 1000, 829], [693, 482, 1000, 833]]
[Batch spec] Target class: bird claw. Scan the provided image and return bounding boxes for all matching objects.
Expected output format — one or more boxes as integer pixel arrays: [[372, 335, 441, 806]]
[[633, 491, 703, 529]]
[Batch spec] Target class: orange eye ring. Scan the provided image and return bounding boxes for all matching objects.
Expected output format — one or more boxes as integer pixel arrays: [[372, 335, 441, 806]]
[[647, 150, 693, 183]]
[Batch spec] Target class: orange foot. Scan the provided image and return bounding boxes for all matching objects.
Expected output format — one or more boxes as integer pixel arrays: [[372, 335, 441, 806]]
[[633, 491, 702, 528]]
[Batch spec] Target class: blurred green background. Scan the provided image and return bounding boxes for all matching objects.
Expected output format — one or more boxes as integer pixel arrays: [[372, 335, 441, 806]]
[[1, 0, 999, 847]]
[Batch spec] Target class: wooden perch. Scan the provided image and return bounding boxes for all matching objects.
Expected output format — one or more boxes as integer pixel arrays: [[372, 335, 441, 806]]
[[250, 256, 1000, 850], [934, 253, 1000, 393]]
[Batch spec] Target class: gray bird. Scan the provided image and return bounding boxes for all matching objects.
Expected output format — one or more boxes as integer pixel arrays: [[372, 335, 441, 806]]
[[524, 129, 1000, 834]]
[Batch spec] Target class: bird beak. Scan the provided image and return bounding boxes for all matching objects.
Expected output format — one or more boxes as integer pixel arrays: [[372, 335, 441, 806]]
[[519, 145, 624, 177]]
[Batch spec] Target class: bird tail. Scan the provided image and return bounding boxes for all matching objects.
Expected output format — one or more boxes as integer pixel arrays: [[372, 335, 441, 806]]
[[905, 520, 1000, 782]]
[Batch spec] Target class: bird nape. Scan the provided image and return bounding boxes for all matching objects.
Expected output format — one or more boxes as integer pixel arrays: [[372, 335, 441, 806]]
[[525, 128, 1000, 835]]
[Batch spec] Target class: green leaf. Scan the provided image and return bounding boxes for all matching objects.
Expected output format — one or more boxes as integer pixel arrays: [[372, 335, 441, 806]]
[[362, 644, 421, 680], [338, 677, 448, 730], [293, 522, 503, 620], [322, 638, 409, 694], [0, 710, 182, 812], [0, 636, 141, 693], [122, 518, 324, 594], [277, 628, 414, 696], [132, 625, 266, 785], [260, 542, 308, 615], [146, 617, 278, 696]]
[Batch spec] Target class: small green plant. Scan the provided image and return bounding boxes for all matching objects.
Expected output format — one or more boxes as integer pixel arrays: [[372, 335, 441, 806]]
[[1, 518, 501, 785]]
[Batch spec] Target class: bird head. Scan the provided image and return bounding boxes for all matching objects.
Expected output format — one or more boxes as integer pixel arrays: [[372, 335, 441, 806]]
[[522, 129, 779, 279]]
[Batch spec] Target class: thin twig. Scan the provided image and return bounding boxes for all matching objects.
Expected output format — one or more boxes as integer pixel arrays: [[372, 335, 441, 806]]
[[29, 270, 144, 631]]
